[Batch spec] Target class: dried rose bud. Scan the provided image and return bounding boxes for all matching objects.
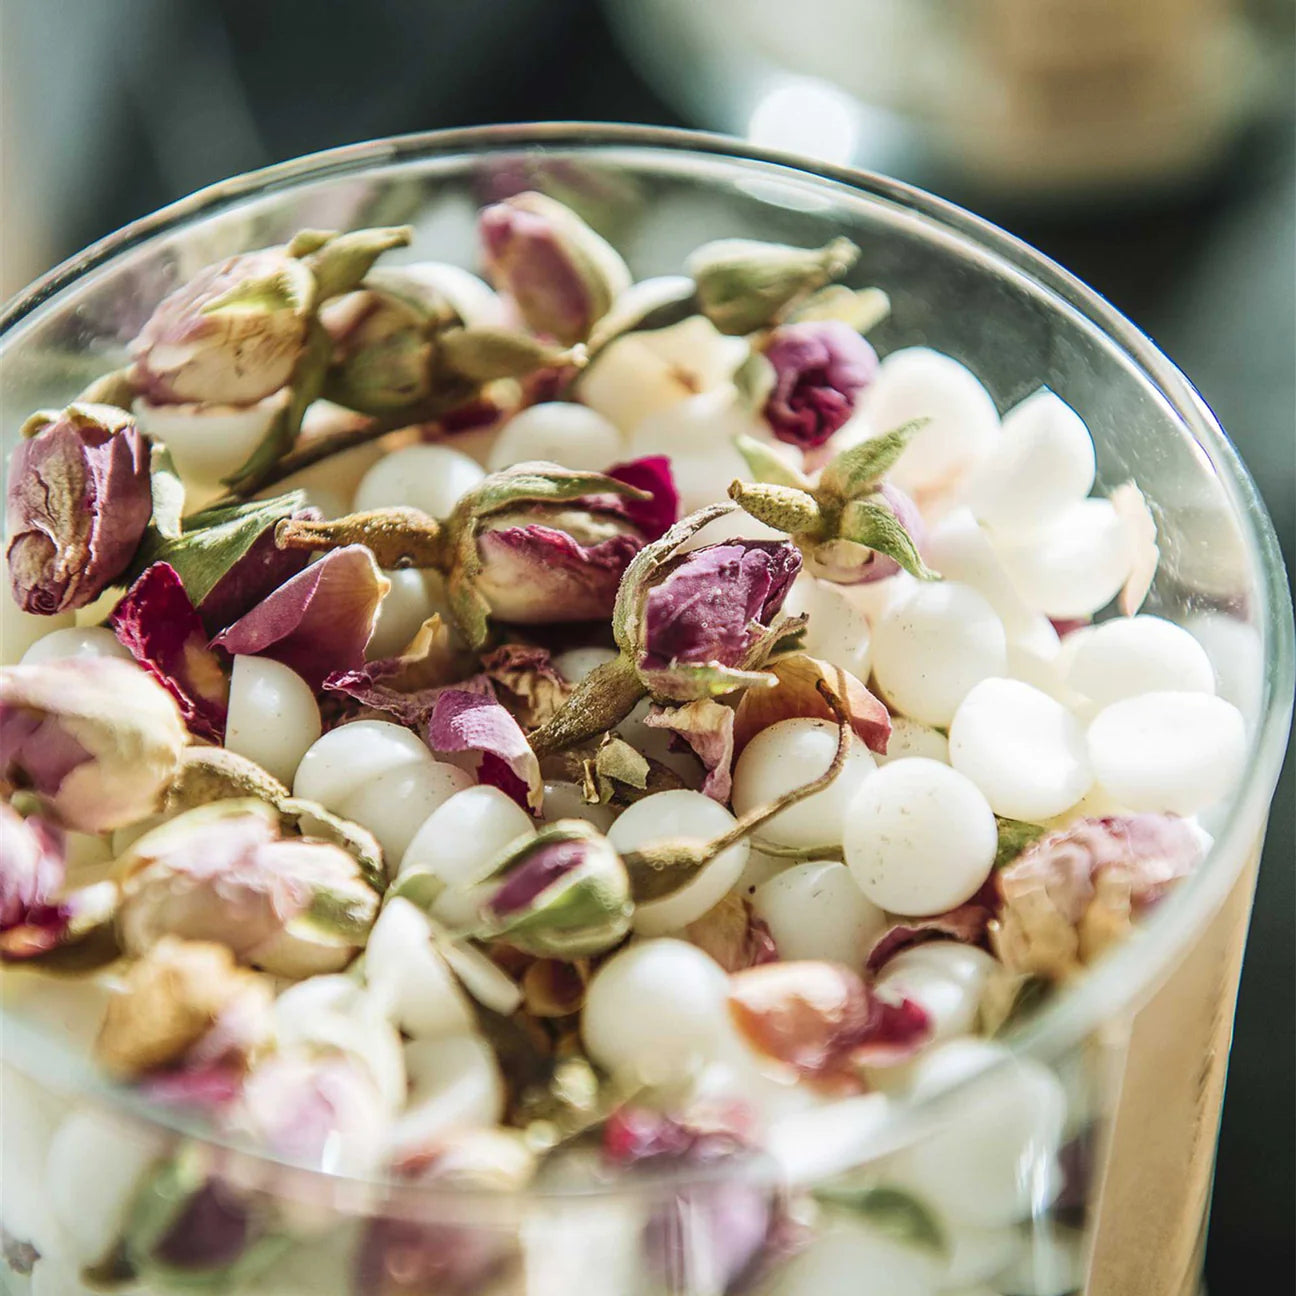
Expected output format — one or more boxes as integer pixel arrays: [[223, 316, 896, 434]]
[[473, 820, 632, 960], [480, 191, 631, 344], [1, 802, 65, 958], [6, 403, 152, 614], [0, 658, 187, 832], [116, 799, 379, 978], [730, 421, 934, 583], [95, 937, 272, 1079], [728, 960, 931, 1093], [755, 320, 878, 449], [991, 813, 1206, 981]]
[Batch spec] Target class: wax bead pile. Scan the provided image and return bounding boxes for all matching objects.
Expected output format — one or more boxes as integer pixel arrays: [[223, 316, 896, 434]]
[[0, 195, 1247, 1296]]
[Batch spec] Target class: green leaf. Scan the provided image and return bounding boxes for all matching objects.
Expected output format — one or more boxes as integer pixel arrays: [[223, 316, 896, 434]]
[[812, 1184, 948, 1256], [732, 432, 812, 491], [148, 444, 185, 541], [594, 734, 650, 791], [301, 225, 413, 300], [133, 491, 307, 608], [838, 497, 936, 580], [819, 418, 929, 500], [994, 815, 1048, 871], [469, 464, 647, 519]]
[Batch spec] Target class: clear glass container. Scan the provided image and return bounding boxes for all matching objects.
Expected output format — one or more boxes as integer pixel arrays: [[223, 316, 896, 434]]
[[1, 123, 1292, 1296]]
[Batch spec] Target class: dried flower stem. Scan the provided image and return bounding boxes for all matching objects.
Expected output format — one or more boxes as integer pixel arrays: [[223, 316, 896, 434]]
[[527, 655, 647, 759], [274, 508, 446, 569]]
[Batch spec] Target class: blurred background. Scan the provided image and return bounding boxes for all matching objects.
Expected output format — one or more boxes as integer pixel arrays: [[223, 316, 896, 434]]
[[2, 0, 1293, 1284]]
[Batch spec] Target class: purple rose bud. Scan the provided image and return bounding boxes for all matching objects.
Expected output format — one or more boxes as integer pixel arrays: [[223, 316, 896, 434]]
[[474, 820, 632, 960], [6, 403, 152, 614], [0, 658, 187, 832], [761, 321, 878, 449], [130, 248, 315, 406], [116, 800, 379, 978], [479, 191, 631, 344], [0, 803, 68, 960]]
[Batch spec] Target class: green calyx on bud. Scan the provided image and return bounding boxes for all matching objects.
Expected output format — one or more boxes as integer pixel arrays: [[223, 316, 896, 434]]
[[837, 495, 935, 580], [787, 284, 892, 332], [686, 236, 860, 336], [288, 225, 414, 299], [436, 328, 585, 385], [726, 480, 825, 537], [817, 418, 927, 500]]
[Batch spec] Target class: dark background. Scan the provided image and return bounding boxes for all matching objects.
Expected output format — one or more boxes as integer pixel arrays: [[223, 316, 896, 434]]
[[3, 1, 1293, 1287]]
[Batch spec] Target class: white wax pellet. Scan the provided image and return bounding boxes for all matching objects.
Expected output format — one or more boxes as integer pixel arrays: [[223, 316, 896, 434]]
[[271, 431, 386, 519], [1005, 616, 1068, 699], [871, 582, 1008, 727], [364, 898, 475, 1040], [553, 645, 619, 684], [875, 715, 950, 766], [401, 785, 536, 928], [224, 656, 322, 787], [963, 389, 1095, 534], [1087, 691, 1246, 815], [582, 939, 732, 1083], [19, 626, 133, 666], [994, 1222, 1086, 1296], [45, 1111, 162, 1265], [924, 507, 1040, 638], [388, 1034, 504, 1158], [731, 718, 877, 850], [843, 571, 917, 626], [876, 942, 997, 1042], [845, 759, 997, 916], [337, 758, 474, 861], [1181, 611, 1263, 718], [1, 972, 114, 1054], [1, 584, 75, 665], [366, 568, 449, 660], [890, 1039, 1066, 1228], [607, 790, 750, 935], [996, 498, 1132, 619], [487, 402, 626, 473], [861, 347, 1001, 497], [949, 678, 1092, 820], [1062, 614, 1216, 709], [753, 860, 886, 964], [542, 780, 618, 833], [580, 313, 747, 434], [133, 397, 276, 489], [784, 575, 873, 678], [678, 507, 785, 551], [293, 719, 434, 809], [764, 1218, 942, 1296], [1, 1066, 62, 1256], [940, 1221, 1024, 1289], [352, 443, 485, 517], [731, 848, 794, 898]]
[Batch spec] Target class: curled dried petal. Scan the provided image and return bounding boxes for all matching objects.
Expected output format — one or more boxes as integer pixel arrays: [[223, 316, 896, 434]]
[[643, 698, 735, 802], [864, 903, 993, 975], [427, 686, 543, 812]]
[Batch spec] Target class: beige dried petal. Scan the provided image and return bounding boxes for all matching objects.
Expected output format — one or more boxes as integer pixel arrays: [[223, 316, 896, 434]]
[[521, 957, 590, 1018], [1112, 481, 1159, 617], [989, 885, 1083, 981], [95, 937, 268, 1078], [1078, 868, 1136, 963]]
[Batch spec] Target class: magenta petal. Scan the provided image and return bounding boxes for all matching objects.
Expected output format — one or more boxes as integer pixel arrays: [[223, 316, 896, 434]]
[[603, 456, 679, 542], [198, 508, 319, 635], [762, 321, 877, 450], [110, 563, 230, 742], [426, 688, 542, 812], [212, 546, 388, 690], [0, 804, 71, 961], [864, 903, 993, 976]]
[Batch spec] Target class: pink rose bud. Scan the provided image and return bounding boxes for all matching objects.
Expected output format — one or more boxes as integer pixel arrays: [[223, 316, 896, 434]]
[[0, 658, 187, 832], [479, 191, 631, 344], [0, 802, 67, 960], [6, 403, 152, 614], [760, 321, 878, 449]]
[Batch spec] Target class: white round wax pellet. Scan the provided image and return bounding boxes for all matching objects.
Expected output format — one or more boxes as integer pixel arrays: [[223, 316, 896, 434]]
[[19, 626, 132, 666], [224, 656, 322, 787], [753, 860, 886, 965], [336, 758, 474, 861], [1, 971, 115, 1054], [45, 1111, 162, 1265], [1, 1066, 62, 1256], [1181, 611, 1262, 718], [872, 582, 1008, 728], [845, 759, 997, 916], [678, 507, 784, 551], [963, 389, 1095, 535], [133, 397, 276, 489], [940, 1221, 1024, 1289], [784, 575, 872, 678], [843, 571, 917, 627], [553, 645, 619, 684], [388, 1034, 504, 1158], [924, 507, 1040, 638], [876, 943, 997, 1042], [582, 939, 732, 1083], [996, 498, 1132, 620], [542, 780, 618, 833], [949, 678, 1092, 820], [487, 402, 626, 473], [731, 718, 877, 850], [875, 715, 950, 766], [364, 898, 475, 1040], [1005, 616, 1068, 699], [1087, 691, 1246, 815], [765, 1219, 942, 1296], [1063, 614, 1216, 710], [861, 347, 1001, 497], [352, 443, 485, 518], [293, 719, 434, 809], [607, 790, 750, 935], [891, 1039, 1066, 1228], [731, 848, 793, 898], [994, 1222, 1086, 1296], [1, 585, 75, 665], [366, 568, 450, 660]]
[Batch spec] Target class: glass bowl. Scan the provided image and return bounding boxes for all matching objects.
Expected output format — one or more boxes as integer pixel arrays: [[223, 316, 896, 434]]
[[1, 123, 1291, 1296]]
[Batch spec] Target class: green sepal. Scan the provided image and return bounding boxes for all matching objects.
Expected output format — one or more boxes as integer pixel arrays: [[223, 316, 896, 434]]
[[993, 815, 1048, 871], [732, 431, 812, 491], [812, 1184, 948, 1257], [818, 418, 928, 501], [728, 480, 824, 537], [297, 225, 414, 299], [838, 497, 936, 580], [788, 284, 892, 332]]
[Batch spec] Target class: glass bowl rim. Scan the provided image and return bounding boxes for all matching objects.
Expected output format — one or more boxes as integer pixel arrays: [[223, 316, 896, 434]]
[[2, 121, 1292, 1202]]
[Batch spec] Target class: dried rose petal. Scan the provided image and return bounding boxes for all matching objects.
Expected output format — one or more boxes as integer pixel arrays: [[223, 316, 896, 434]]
[[480, 644, 571, 729], [733, 653, 890, 756], [110, 563, 230, 742], [426, 686, 543, 812], [0, 803, 68, 960], [761, 321, 878, 449], [729, 961, 931, 1092], [213, 545, 390, 689], [602, 456, 679, 542], [1111, 480, 1159, 616], [864, 902, 993, 976], [643, 698, 735, 801], [682, 893, 778, 973], [6, 403, 152, 614]]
